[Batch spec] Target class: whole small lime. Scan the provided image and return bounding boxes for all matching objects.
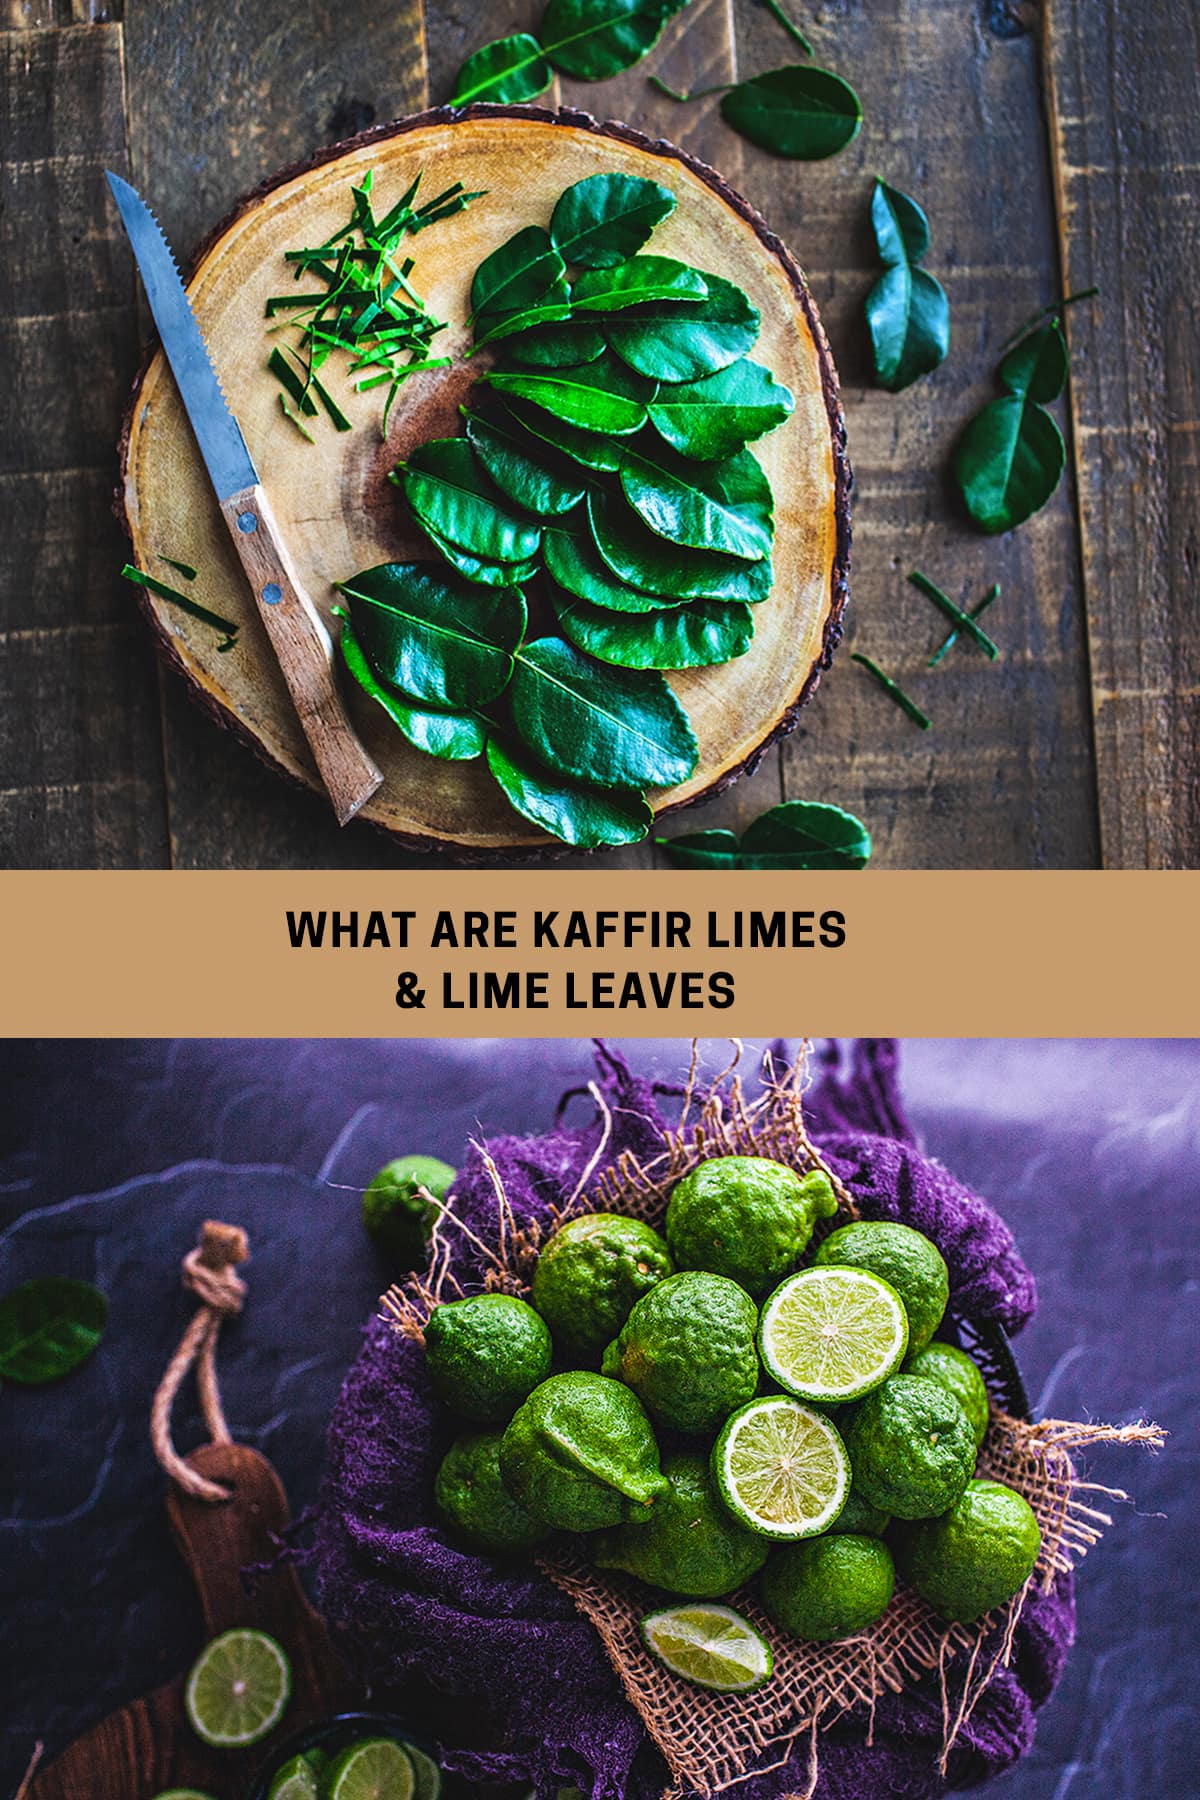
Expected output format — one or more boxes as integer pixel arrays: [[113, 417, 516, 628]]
[[532, 1212, 674, 1361], [499, 1370, 668, 1532], [435, 1429, 548, 1554], [840, 1374, 976, 1519], [759, 1533, 895, 1642], [905, 1341, 990, 1448], [666, 1157, 838, 1297], [813, 1221, 949, 1354], [893, 1479, 1041, 1622], [423, 1293, 552, 1424], [363, 1154, 456, 1269], [594, 1450, 769, 1597], [827, 1486, 891, 1537], [601, 1270, 759, 1434]]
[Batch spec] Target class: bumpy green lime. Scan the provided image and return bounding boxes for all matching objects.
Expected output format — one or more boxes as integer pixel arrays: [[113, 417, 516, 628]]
[[601, 1270, 759, 1433], [905, 1341, 990, 1448], [424, 1293, 552, 1424], [594, 1450, 769, 1597], [840, 1374, 976, 1519], [532, 1212, 674, 1360], [666, 1157, 838, 1297], [435, 1429, 548, 1553], [500, 1370, 668, 1531], [827, 1486, 891, 1537], [813, 1221, 948, 1354], [759, 1533, 895, 1643], [893, 1478, 1041, 1622], [363, 1155, 455, 1269]]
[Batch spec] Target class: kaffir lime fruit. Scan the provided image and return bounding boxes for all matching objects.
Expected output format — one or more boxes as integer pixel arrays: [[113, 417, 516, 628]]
[[839, 1374, 976, 1519], [601, 1270, 759, 1433], [827, 1486, 891, 1537], [892, 1479, 1042, 1622], [434, 1429, 548, 1553], [363, 1154, 456, 1269], [758, 1265, 909, 1403], [665, 1157, 838, 1297], [813, 1221, 949, 1354], [594, 1450, 769, 1597], [759, 1532, 895, 1643], [423, 1293, 552, 1423], [499, 1370, 668, 1531], [905, 1340, 990, 1448], [641, 1603, 773, 1692], [184, 1628, 292, 1748], [325, 1737, 415, 1800], [713, 1397, 850, 1539], [532, 1212, 674, 1360]]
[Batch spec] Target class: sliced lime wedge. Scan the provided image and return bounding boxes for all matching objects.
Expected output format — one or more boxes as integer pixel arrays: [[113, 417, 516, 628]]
[[268, 1754, 320, 1800], [326, 1737, 416, 1800], [183, 1628, 292, 1748], [641, 1602, 773, 1692], [759, 1266, 909, 1403], [402, 1743, 442, 1800], [713, 1396, 850, 1538]]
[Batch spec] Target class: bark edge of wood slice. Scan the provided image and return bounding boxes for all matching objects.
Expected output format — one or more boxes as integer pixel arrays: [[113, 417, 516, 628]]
[[119, 103, 852, 859]]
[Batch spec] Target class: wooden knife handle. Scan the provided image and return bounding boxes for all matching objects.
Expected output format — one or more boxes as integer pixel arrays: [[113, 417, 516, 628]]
[[221, 483, 383, 826]]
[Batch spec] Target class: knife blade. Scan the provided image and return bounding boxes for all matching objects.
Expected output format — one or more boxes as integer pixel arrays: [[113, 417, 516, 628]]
[[107, 172, 383, 827]]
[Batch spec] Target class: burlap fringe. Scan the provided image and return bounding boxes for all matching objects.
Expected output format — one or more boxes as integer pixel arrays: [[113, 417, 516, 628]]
[[379, 1043, 1165, 1799]]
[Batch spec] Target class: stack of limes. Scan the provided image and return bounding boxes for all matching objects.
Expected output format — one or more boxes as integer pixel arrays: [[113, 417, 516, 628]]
[[424, 1156, 1041, 1692]]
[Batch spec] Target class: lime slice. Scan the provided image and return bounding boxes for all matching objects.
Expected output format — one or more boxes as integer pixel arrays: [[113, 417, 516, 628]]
[[641, 1602, 773, 1692], [403, 1744, 443, 1800], [268, 1755, 320, 1800], [759, 1267, 909, 1403], [713, 1397, 850, 1539], [326, 1738, 417, 1800], [183, 1628, 292, 1748]]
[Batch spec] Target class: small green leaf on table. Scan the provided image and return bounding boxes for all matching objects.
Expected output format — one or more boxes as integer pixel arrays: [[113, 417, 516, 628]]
[[486, 737, 653, 848], [509, 635, 698, 787], [720, 66, 862, 159], [540, 0, 691, 82], [550, 173, 678, 268], [657, 800, 872, 868], [865, 180, 951, 392], [450, 33, 552, 105], [0, 1278, 107, 1385]]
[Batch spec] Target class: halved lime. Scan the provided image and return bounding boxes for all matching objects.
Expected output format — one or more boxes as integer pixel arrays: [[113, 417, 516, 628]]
[[268, 1756, 320, 1800], [641, 1602, 773, 1692], [183, 1628, 292, 1748], [403, 1744, 442, 1800], [759, 1267, 909, 1404], [713, 1397, 850, 1539], [326, 1737, 416, 1800]]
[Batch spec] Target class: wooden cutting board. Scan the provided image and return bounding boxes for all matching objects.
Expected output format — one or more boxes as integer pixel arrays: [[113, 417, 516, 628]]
[[29, 1443, 351, 1799], [120, 102, 850, 856]]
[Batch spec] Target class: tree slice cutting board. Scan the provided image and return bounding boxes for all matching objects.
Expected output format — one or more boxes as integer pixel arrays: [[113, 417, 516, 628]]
[[29, 1444, 351, 1799], [120, 103, 850, 856]]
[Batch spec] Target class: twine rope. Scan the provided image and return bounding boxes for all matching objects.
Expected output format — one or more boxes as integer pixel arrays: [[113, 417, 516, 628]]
[[150, 1221, 249, 1503]]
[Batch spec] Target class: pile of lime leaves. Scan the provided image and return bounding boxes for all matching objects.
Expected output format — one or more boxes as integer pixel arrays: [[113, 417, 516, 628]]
[[333, 171, 795, 850], [421, 1156, 1042, 1693]]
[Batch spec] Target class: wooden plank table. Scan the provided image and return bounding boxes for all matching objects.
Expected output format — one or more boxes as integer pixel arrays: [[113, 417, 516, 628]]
[[2, 0, 1195, 867]]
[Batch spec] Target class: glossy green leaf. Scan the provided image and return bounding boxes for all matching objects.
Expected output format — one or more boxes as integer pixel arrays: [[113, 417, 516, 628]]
[[465, 406, 587, 516], [657, 801, 872, 868], [486, 736, 652, 847], [544, 517, 681, 613], [504, 320, 608, 366], [998, 322, 1068, 404], [0, 1278, 107, 1385], [955, 394, 1065, 535], [470, 226, 568, 333], [571, 255, 708, 312], [588, 488, 775, 601], [606, 270, 760, 380], [865, 181, 950, 392], [337, 561, 526, 707], [510, 635, 698, 787], [552, 582, 755, 668], [400, 438, 542, 563], [419, 519, 539, 588], [647, 357, 794, 459], [483, 353, 656, 435], [720, 66, 863, 160], [501, 396, 625, 471], [654, 828, 741, 867], [540, 0, 687, 81], [450, 33, 552, 105], [550, 172, 677, 268], [619, 441, 774, 558], [336, 607, 486, 760]]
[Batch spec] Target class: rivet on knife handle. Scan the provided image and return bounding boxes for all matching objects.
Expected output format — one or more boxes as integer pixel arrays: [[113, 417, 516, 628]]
[[220, 484, 383, 826]]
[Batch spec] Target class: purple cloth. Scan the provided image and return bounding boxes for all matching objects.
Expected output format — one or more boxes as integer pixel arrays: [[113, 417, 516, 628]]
[[314, 1041, 1063, 1797]]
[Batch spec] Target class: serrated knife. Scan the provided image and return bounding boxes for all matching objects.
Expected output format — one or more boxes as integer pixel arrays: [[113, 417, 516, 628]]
[[107, 172, 383, 827]]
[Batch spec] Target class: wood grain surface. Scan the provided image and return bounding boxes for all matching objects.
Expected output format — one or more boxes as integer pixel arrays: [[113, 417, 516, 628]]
[[2, 0, 1195, 866]]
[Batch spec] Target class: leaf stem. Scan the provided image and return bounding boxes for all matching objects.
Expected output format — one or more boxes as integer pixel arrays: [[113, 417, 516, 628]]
[[998, 286, 1099, 353], [754, 0, 814, 55], [120, 565, 239, 652], [851, 653, 932, 730], [908, 569, 1000, 661], [649, 74, 732, 103], [928, 584, 1001, 667]]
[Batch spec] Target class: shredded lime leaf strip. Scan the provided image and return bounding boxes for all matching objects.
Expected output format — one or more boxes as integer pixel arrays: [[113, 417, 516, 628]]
[[929, 583, 1001, 667], [907, 569, 1000, 660], [120, 565, 239, 652], [850, 652, 931, 730], [161, 556, 198, 581], [753, 0, 813, 56]]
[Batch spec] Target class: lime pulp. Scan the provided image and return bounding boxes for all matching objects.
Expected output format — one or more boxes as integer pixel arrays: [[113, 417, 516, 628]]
[[641, 1602, 773, 1691], [758, 1266, 909, 1403], [713, 1397, 850, 1539], [326, 1736, 417, 1800], [184, 1628, 292, 1748]]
